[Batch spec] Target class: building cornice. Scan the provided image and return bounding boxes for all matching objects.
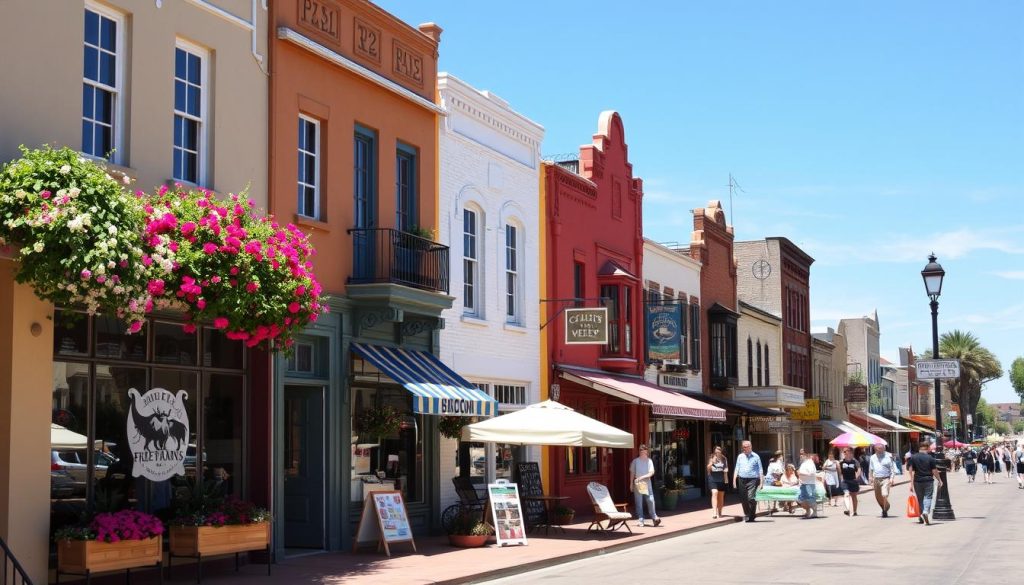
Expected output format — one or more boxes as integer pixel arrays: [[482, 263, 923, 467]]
[[277, 27, 445, 116]]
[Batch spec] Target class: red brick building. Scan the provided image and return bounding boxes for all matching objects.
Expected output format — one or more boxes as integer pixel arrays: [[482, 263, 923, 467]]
[[688, 201, 738, 393]]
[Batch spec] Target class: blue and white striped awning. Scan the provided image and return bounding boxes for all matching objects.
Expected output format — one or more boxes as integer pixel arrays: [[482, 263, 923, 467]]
[[351, 343, 497, 417]]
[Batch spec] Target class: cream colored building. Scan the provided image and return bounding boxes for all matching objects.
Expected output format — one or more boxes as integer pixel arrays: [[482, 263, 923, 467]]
[[642, 239, 702, 392], [0, 2, 268, 580]]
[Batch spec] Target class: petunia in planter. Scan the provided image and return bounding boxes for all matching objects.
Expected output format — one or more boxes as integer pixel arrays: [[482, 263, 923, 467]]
[[446, 509, 493, 548], [169, 496, 272, 581], [54, 510, 164, 578]]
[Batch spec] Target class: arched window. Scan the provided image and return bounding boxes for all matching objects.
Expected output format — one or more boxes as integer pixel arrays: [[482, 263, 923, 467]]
[[756, 340, 763, 386]]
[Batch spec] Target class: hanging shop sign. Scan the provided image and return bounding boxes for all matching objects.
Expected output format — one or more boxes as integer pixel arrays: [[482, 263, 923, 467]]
[[843, 383, 868, 404], [126, 387, 190, 481], [789, 398, 821, 421], [564, 308, 608, 345], [916, 359, 961, 380], [645, 303, 682, 362]]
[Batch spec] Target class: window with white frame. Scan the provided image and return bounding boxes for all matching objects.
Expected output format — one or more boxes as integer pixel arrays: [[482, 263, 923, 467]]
[[286, 341, 315, 374], [492, 384, 527, 407], [297, 115, 320, 218], [505, 224, 520, 323], [463, 208, 480, 314], [173, 42, 207, 184], [82, 4, 123, 161]]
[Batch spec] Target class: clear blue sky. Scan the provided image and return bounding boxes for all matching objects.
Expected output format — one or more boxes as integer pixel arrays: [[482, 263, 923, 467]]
[[380, 1, 1024, 403]]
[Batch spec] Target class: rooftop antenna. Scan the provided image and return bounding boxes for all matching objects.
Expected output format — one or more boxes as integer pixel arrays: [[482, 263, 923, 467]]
[[727, 173, 744, 227]]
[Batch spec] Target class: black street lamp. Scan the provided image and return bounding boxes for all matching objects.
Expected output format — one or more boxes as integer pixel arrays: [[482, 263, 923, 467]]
[[921, 253, 954, 520]]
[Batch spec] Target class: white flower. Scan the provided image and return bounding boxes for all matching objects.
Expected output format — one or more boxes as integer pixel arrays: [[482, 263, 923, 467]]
[[67, 216, 84, 232], [82, 214, 92, 227], [107, 225, 117, 235], [108, 238, 117, 247], [122, 174, 131, 185], [107, 261, 115, 269], [95, 265, 105, 275], [14, 189, 26, 200], [33, 242, 44, 253], [59, 165, 72, 174], [68, 187, 81, 198]]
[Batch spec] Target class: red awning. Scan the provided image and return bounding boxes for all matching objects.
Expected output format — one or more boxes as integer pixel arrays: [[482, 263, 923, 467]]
[[558, 368, 726, 421]]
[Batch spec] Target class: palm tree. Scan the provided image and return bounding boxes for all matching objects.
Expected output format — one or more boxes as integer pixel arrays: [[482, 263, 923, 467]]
[[921, 330, 1002, 440]]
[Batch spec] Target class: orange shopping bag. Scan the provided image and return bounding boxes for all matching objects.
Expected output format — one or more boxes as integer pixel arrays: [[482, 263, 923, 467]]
[[906, 493, 920, 518]]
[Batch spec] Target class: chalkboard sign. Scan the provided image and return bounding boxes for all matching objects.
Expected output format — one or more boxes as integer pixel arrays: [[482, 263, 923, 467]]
[[514, 462, 546, 527]]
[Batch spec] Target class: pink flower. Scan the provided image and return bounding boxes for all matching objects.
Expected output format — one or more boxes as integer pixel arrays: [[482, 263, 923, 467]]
[[40, 190, 51, 199], [213, 317, 229, 330], [229, 266, 239, 275], [182, 323, 197, 334], [288, 302, 301, 314], [96, 275, 106, 284], [181, 221, 197, 235], [203, 242, 218, 255], [246, 282, 259, 293], [128, 321, 143, 334], [295, 285, 306, 297], [196, 299, 206, 310], [80, 269, 91, 280], [147, 279, 165, 296]]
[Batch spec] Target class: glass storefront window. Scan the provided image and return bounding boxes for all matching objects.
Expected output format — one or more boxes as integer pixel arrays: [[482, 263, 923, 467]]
[[49, 311, 246, 543], [649, 419, 700, 488], [350, 386, 424, 504]]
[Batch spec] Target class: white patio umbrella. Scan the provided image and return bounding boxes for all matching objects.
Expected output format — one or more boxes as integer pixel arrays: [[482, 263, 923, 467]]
[[462, 400, 634, 448], [50, 423, 89, 450]]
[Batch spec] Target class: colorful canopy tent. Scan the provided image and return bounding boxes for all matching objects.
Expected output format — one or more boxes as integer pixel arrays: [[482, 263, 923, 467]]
[[463, 400, 634, 448]]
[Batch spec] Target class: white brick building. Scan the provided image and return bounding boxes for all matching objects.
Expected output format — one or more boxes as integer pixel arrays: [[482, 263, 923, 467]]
[[437, 73, 544, 509]]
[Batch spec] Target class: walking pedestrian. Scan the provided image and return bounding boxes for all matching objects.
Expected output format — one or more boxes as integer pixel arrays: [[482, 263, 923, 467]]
[[963, 447, 978, 482], [797, 451, 819, 519], [979, 447, 995, 484], [629, 444, 660, 527], [840, 447, 862, 516], [732, 440, 763, 523], [706, 446, 729, 518], [1014, 443, 1024, 489], [1002, 444, 1013, 479], [868, 442, 897, 518], [822, 449, 841, 507], [908, 440, 942, 525]]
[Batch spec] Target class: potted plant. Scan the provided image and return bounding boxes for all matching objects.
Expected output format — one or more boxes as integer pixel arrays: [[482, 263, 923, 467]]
[[551, 504, 575, 525], [357, 405, 402, 472], [166, 478, 271, 575], [446, 509, 492, 548], [661, 476, 686, 510], [55, 510, 164, 577], [438, 415, 474, 440]]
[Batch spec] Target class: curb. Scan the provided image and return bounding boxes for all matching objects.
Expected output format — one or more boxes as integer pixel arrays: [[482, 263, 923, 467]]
[[435, 516, 742, 585]]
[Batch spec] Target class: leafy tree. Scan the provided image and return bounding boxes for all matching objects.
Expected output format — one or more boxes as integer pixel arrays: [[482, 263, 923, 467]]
[[868, 383, 884, 412], [1013, 420, 1024, 434], [1010, 357, 1024, 402], [920, 330, 1002, 440]]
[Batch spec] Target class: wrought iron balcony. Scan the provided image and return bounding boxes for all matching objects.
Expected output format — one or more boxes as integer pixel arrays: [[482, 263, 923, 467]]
[[818, 399, 833, 420], [348, 228, 450, 294]]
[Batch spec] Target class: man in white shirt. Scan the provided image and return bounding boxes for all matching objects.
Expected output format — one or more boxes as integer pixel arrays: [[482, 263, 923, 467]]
[[868, 443, 897, 518], [796, 451, 819, 519]]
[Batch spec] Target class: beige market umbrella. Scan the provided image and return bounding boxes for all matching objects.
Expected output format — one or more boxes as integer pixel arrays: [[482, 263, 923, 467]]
[[50, 423, 89, 450], [462, 400, 634, 448]]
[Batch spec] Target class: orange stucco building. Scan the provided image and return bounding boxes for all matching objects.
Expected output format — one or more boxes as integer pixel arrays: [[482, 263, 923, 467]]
[[267, 1, 485, 555]]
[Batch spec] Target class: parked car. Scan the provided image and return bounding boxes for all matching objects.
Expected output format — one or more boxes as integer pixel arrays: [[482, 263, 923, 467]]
[[51, 449, 116, 494], [50, 469, 76, 499]]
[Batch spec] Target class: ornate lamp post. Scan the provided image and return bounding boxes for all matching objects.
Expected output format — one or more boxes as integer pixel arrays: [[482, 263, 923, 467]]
[[921, 253, 954, 520]]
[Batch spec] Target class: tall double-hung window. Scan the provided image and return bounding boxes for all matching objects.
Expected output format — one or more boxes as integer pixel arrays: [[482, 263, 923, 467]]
[[505, 224, 520, 323], [173, 43, 207, 184], [463, 208, 480, 314], [82, 4, 123, 161], [395, 146, 416, 232], [297, 115, 320, 218]]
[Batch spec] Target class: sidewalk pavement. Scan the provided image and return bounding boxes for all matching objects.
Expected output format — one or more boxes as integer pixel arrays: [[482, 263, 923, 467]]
[[178, 495, 749, 585]]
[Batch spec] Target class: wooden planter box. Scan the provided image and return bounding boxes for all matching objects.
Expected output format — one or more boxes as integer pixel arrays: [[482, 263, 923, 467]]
[[169, 523, 270, 556], [57, 536, 162, 574]]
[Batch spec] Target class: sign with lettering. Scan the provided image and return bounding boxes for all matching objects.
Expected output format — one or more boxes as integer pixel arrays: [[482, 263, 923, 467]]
[[126, 387, 190, 482], [438, 398, 477, 416], [514, 462, 546, 527], [353, 490, 416, 556], [645, 303, 681, 362], [392, 40, 423, 87], [916, 359, 961, 380], [298, 0, 341, 45], [564, 308, 608, 345], [789, 398, 820, 421], [844, 383, 868, 404], [354, 17, 381, 64]]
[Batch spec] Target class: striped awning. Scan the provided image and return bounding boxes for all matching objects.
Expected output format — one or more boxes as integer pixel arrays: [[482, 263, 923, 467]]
[[351, 343, 497, 417]]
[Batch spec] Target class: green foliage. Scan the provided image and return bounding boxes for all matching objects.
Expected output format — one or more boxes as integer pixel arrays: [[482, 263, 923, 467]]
[[868, 383, 884, 411], [446, 509, 492, 536], [438, 415, 474, 440], [1010, 357, 1024, 402], [1013, 420, 1024, 434], [356, 405, 402, 438]]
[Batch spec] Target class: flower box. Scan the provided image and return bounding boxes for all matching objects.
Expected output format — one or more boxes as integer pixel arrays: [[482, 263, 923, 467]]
[[57, 536, 161, 575], [169, 522, 270, 557]]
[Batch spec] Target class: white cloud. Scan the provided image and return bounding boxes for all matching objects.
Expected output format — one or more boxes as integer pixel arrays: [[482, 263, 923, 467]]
[[992, 270, 1024, 280], [805, 226, 1024, 267]]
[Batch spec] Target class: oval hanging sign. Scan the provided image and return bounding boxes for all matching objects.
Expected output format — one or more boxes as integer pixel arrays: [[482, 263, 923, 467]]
[[126, 387, 190, 481]]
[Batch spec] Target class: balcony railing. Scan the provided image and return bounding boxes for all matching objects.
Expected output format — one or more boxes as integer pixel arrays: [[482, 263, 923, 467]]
[[348, 228, 450, 294], [0, 536, 33, 585], [818, 399, 833, 420]]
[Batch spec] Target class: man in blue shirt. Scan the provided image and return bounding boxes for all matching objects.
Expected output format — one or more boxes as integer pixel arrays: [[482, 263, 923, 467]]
[[732, 440, 763, 522]]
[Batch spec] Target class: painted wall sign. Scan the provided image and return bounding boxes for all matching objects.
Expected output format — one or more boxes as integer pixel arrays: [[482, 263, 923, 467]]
[[126, 387, 190, 481], [564, 307, 608, 345], [299, 0, 341, 45], [789, 398, 820, 421], [645, 303, 681, 362]]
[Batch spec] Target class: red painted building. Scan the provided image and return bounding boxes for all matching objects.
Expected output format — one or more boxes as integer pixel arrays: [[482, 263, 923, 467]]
[[542, 112, 647, 509]]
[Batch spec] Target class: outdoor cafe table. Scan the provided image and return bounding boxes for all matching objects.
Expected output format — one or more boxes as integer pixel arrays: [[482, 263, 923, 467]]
[[521, 495, 569, 535]]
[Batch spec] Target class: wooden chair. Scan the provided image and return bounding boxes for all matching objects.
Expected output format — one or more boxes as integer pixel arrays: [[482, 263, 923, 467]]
[[586, 481, 633, 534]]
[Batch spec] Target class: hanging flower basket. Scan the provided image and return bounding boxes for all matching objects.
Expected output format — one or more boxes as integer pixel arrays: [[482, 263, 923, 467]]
[[357, 405, 402, 439], [0, 146, 325, 350], [438, 415, 474, 440]]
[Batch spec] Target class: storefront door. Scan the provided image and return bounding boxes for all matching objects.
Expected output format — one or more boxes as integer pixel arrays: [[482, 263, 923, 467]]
[[283, 385, 325, 549]]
